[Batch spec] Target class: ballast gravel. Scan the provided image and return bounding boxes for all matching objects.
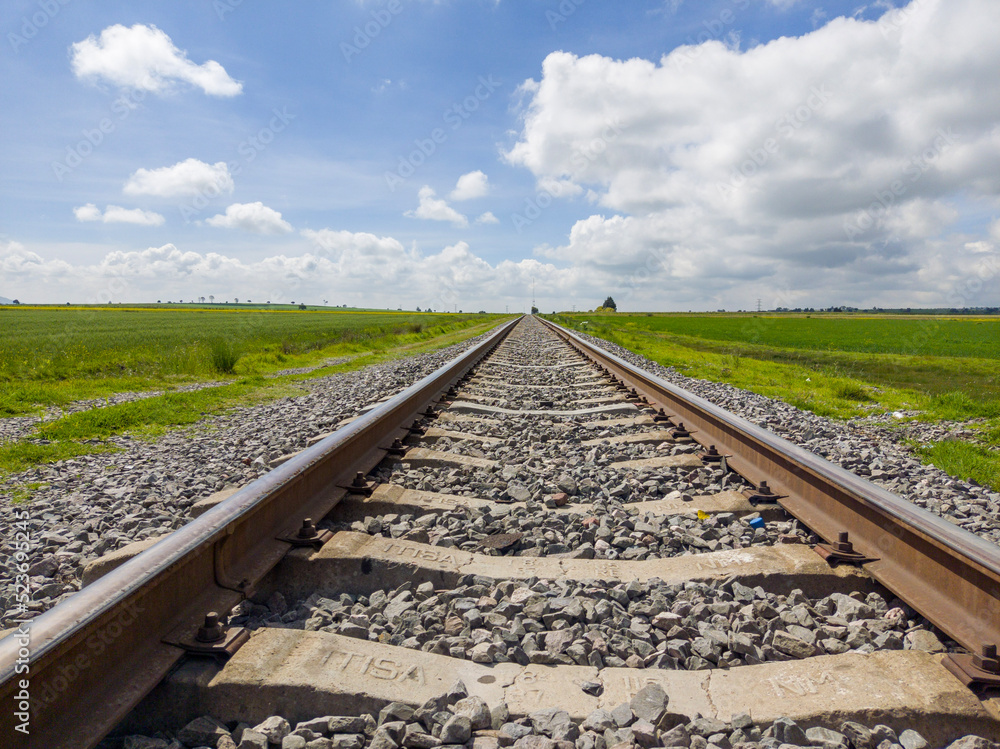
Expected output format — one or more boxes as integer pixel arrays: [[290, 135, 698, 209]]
[[0, 332, 497, 629], [566, 329, 1000, 546], [248, 575, 951, 669], [106, 681, 988, 749], [329, 500, 810, 561]]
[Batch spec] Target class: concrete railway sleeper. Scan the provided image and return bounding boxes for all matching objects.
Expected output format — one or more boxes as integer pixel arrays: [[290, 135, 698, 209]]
[[3, 316, 1000, 749]]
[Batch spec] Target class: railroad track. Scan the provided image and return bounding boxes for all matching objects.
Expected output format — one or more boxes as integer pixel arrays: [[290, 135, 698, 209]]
[[3, 315, 1000, 749]]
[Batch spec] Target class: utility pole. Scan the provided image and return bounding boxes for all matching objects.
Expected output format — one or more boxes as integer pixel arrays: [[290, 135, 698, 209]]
[[531, 278, 535, 313]]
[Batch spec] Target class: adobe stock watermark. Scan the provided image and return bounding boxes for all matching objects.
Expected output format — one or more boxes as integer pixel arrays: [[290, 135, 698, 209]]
[[340, 0, 406, 64], [384, 75, 501, 192], [716, 84, 833, 197], [877, 0, 928, 38], [9, 504, 34, 736], [214, 0, 243, 21], [31, 599, 145, 720], [8, 0, 73, 53], [843, 127, 958, 241], [51, 86, 149, 182], [509, 117, 624, 233], [546, 0, 586, 31], [179, 106, 296, 222], [670, 0, 750, 69]]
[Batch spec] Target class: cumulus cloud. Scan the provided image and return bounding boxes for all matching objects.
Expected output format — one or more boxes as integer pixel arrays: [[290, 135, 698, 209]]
[[505, 0, 1000, 308], [70, 24, 243, 96], [475, 212, 500, 225], [124, 159, 234, 198], [405, 186, 468, 226], [74, 204, 165, 226], [0, 238, 603, 312], [205, 202, 293, 234], [450, 171, 490, 201]]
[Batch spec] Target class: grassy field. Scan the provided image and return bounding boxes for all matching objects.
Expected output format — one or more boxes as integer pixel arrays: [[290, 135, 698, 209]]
[[0, 306, 497, 416], [0, 306, 506, 481], [547, 312, 1000, 490]]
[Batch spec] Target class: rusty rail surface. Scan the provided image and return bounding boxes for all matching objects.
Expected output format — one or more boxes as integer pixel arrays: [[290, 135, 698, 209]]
[[539, 317, 1000, 661], [0, 318, 519, 749]]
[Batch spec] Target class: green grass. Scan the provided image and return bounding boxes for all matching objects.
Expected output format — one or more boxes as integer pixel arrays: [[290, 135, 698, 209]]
[[0, 311, 508, 484], [589, 312, 1000, 359], [0, 441, 118, 475], [0, 306, 502, 415], [915, 441, 1000, 491], [549, 312, 1000, 490], [33, 376, 305, 442]]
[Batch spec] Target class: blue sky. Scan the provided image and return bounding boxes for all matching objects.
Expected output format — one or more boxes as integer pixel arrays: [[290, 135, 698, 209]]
[[1, 0, 998, 311]]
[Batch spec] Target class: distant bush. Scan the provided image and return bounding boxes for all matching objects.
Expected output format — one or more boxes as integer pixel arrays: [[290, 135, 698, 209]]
[[209, 339, 241, 374]]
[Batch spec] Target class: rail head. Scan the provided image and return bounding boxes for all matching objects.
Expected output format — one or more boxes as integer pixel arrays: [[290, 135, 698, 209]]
[[0, 316, 520, 749], [540, 316, 1000, 654]]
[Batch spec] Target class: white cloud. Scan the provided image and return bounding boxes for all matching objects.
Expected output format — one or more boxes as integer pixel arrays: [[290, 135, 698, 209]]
[[205, 202, 293, 234], [475, 212, 499, 225], [74, 204, 165, 226], [0, 238, 598, 311], [450, 170, 490, 201], [124, 159, 234, 199], [405, 186, 468, 226], [504, 0, 1000, 308], [70, 24, 242, 96]]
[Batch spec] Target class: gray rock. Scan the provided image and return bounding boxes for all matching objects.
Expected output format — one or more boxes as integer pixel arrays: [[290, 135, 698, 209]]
[[660, 725, 691, 748], [840, 722, 873, 749], [904, 630, 945, 653], [629, 683, 668, 726], [441, 715, 472, 744], [238, 731, 270, 749], [253, 717, 292, 745], [328, 718, 368, 734], [946, 739, 1000, 749], [512, 737, 556, 749], [898, 730, 928, 749], [772, 630, 815, 659], [178, 715, 231, 748], [380, 703, 415, 725], [806, 726, 848, 748], [454, 696, 493, 730], [582, 709, 616, 733], [330, 736, 364, 749], [609, 703, 633, 728]]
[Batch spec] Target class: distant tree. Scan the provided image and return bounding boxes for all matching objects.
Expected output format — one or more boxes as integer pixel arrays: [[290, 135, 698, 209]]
[[416, 306, 421, 312], [235, 298, 239, 303], [247, 300, 252, 303], [531, 306, 539, 314], [157, 300, 161, 304], [209, 295, 214, 303], [602, 296, 617, 311], [478, 310, 486, 314], [298, 303, 307, 310], [459, 309, 463, 313], [12, 299, 19, 305]]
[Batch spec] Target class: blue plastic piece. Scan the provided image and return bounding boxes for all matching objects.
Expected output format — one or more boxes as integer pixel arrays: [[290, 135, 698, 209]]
[[748, 517, 765, 529]]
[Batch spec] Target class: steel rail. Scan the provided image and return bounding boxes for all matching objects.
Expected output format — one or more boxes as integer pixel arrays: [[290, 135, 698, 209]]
[[0, 317, 519, 749], [539, 317, 1000, 659]]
